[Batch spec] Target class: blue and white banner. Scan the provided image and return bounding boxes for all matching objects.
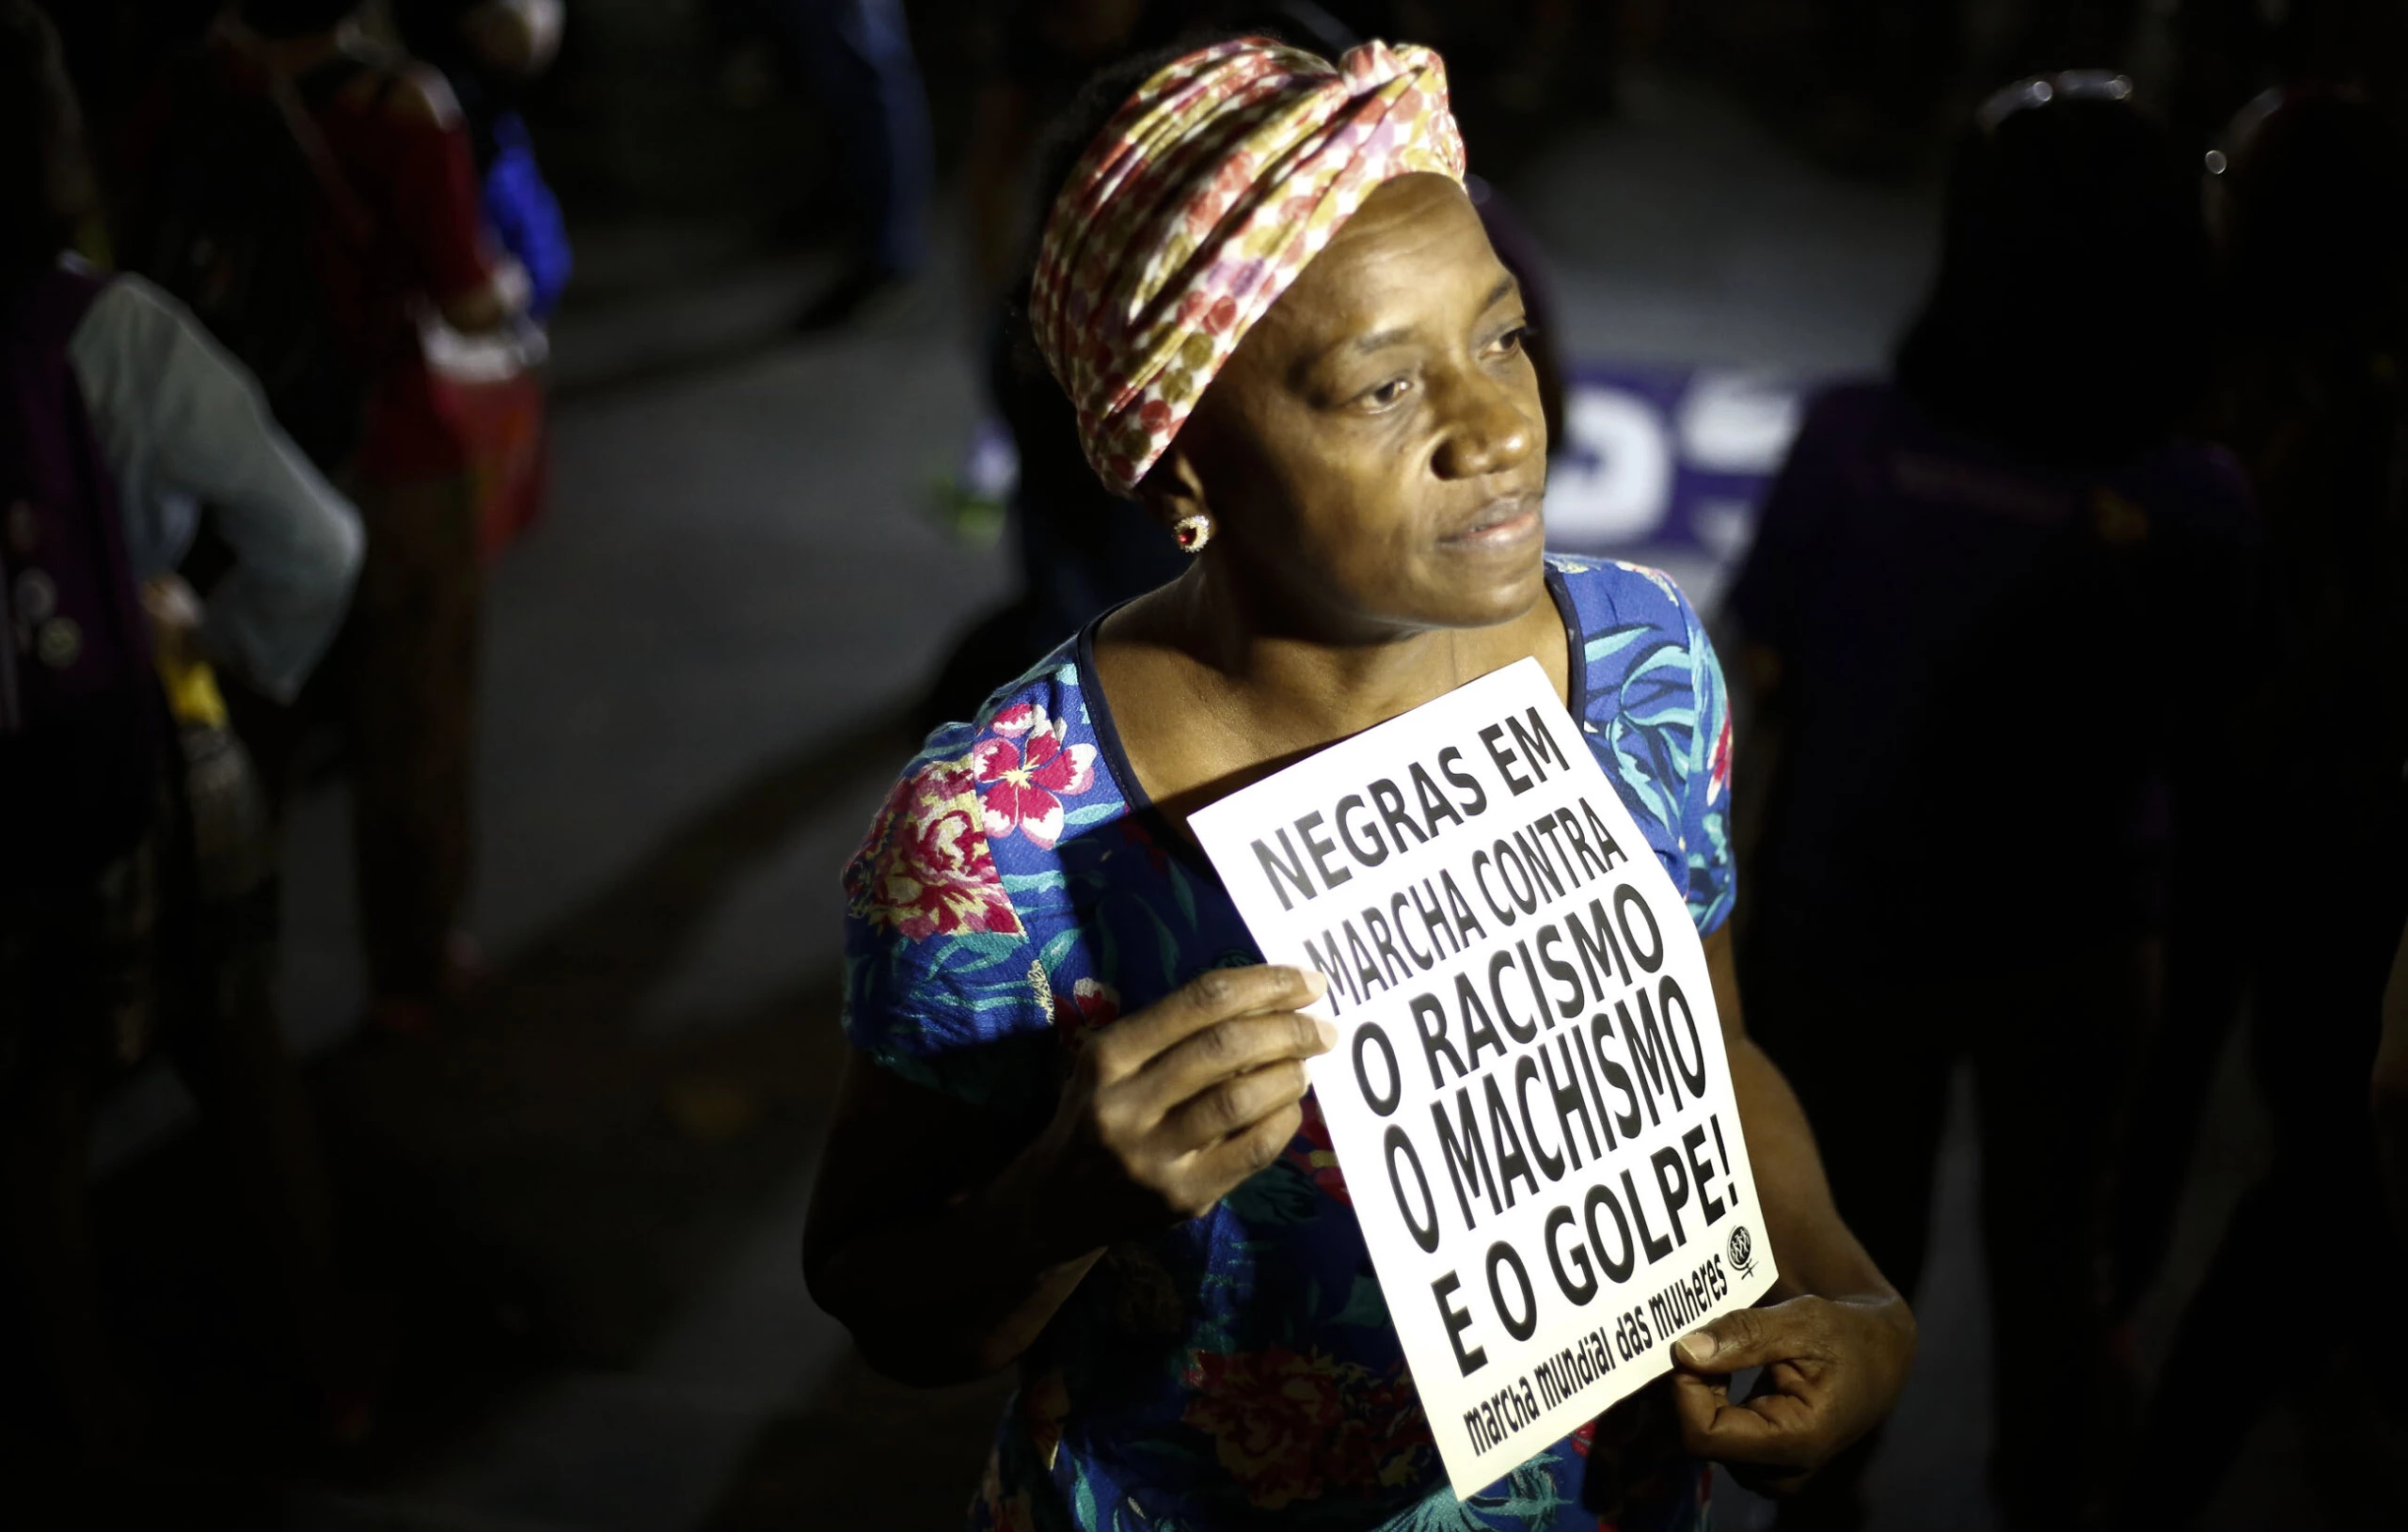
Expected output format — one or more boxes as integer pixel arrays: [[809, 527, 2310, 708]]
[[1545, 362, 1808, 564]]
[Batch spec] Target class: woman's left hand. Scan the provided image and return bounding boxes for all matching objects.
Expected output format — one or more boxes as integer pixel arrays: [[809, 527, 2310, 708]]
[[1666, 1294, 1917, 1494]]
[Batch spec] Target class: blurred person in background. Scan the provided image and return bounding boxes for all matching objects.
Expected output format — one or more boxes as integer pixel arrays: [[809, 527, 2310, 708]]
[[391, 0, 566, 561], [2162, 0, 2408, 151], [1724, 72, 2254, 1531], [121, 0, 529, 1036], [2, 0, 372, 1451], [2126, 87, 2408, 1528], [392, 0, 571, 322], [766, 0, 931, 330]]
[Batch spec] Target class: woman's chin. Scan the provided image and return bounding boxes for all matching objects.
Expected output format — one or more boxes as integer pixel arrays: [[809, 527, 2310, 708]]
[[1411, 545, 1550, 631]]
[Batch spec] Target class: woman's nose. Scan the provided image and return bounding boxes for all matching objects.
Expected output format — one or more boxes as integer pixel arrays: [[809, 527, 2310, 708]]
[[1432, 374, 1537, 481]]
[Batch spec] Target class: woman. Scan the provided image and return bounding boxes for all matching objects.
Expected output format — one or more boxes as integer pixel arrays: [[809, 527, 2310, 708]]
[[808, 39, 1913, 1530], [1724, 73, 2254, 1529]]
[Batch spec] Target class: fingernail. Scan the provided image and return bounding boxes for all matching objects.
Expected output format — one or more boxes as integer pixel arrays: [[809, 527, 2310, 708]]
[[1676, 1331, 1718, 1365], [1299, 969, 1329, 1000], [1314, 1019, 1340, 1050]]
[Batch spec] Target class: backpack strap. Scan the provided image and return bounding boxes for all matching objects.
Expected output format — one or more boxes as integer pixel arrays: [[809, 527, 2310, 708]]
[[291, 54, 368, 103], [266, 71, 376, 250], [204, 20, 377, 251], [367, 65, 405, 115]]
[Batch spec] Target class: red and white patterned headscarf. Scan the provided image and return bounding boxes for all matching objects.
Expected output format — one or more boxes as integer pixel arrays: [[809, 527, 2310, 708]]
[[1030, 38, 1467, 496]]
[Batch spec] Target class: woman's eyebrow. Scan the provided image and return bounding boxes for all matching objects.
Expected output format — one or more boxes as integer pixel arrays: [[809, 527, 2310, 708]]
[[1330, 275, 1521, 362], [1349, 324, 1418, 355]]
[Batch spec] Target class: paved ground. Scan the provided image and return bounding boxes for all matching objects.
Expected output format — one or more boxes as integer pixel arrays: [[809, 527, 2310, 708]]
[[24, 66, 2405, 1532]]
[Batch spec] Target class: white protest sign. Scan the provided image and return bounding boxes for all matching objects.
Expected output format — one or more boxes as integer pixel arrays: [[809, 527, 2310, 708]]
[[1189, 657, 1778, 1498]]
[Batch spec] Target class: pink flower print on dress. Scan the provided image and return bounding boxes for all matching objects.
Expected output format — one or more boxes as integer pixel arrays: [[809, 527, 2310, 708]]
[[970, 704, 1099, 850], [1051, 976, 1122, 1050], [1706, 705, 1734, 807], [845, 758, 1023, 942], [1283, 1093, 1352, 1206]]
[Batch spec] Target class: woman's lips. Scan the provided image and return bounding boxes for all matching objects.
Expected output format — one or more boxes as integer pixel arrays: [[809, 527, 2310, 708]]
[[1442, 496, 1543, 548]]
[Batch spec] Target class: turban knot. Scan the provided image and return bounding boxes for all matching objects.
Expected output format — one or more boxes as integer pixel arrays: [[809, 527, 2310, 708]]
[[1030, 38, 1466, 496]]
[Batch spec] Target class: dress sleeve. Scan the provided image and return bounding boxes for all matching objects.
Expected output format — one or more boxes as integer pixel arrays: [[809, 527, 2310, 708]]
[[1676, 588, 1737, 937], [67, 277, 365, 702], [841, 733, 1054, 1112], [378, 104, 499, 310]]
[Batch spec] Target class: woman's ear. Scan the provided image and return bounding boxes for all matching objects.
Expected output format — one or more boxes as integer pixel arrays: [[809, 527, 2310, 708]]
[[1137, 442, 1213, 536]]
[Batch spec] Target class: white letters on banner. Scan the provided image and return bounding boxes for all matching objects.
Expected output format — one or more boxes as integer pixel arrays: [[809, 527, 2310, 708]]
[[1189, 657, 1778, 1498]]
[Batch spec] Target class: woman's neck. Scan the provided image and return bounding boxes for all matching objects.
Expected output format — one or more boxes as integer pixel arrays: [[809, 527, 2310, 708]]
[[1093, 555, 1566, 828], [1165, 558, 1533, 740]]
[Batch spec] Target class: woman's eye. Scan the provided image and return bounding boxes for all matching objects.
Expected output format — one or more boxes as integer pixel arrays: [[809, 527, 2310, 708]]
[[1361, 376, 1414, 410], [1491, 324, 1534, 357]]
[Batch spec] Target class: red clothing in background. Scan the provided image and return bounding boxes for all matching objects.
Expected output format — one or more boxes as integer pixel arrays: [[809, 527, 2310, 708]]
[[118, 48, 497, 479], [301, 67, 496, 480]]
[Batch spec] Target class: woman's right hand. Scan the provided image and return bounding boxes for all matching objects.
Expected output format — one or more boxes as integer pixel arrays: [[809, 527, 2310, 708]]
[[806, 964, 1335, 1383], [1031, 965, 1336, 1253]]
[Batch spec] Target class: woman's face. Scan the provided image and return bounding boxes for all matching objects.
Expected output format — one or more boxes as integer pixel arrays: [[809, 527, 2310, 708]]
[[1169, 172, 1548, 639]]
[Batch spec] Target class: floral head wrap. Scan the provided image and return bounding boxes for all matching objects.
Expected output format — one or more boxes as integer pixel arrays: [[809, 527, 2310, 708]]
[[1030, 38, 1467, 495]]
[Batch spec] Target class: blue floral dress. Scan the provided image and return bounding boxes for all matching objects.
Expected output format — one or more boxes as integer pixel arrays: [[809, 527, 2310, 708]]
[[841, 556, 1736, 1532]]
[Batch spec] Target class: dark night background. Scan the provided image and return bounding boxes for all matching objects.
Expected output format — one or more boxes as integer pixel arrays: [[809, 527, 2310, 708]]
[[10, 2, 2407, 1528]]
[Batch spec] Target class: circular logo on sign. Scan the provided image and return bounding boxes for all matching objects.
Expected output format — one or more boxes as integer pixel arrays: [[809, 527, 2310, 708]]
[[1727, 1225, 1755, 1276]]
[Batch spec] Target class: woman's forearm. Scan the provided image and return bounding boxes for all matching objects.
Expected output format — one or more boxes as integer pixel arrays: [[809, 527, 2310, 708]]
[[808, 1128, 1106, 1386], [811, 969, 1332, 1386]]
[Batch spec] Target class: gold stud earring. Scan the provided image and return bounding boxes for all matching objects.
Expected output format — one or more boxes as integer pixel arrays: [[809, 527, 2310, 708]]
[[1172, 515, 1213, 554]]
